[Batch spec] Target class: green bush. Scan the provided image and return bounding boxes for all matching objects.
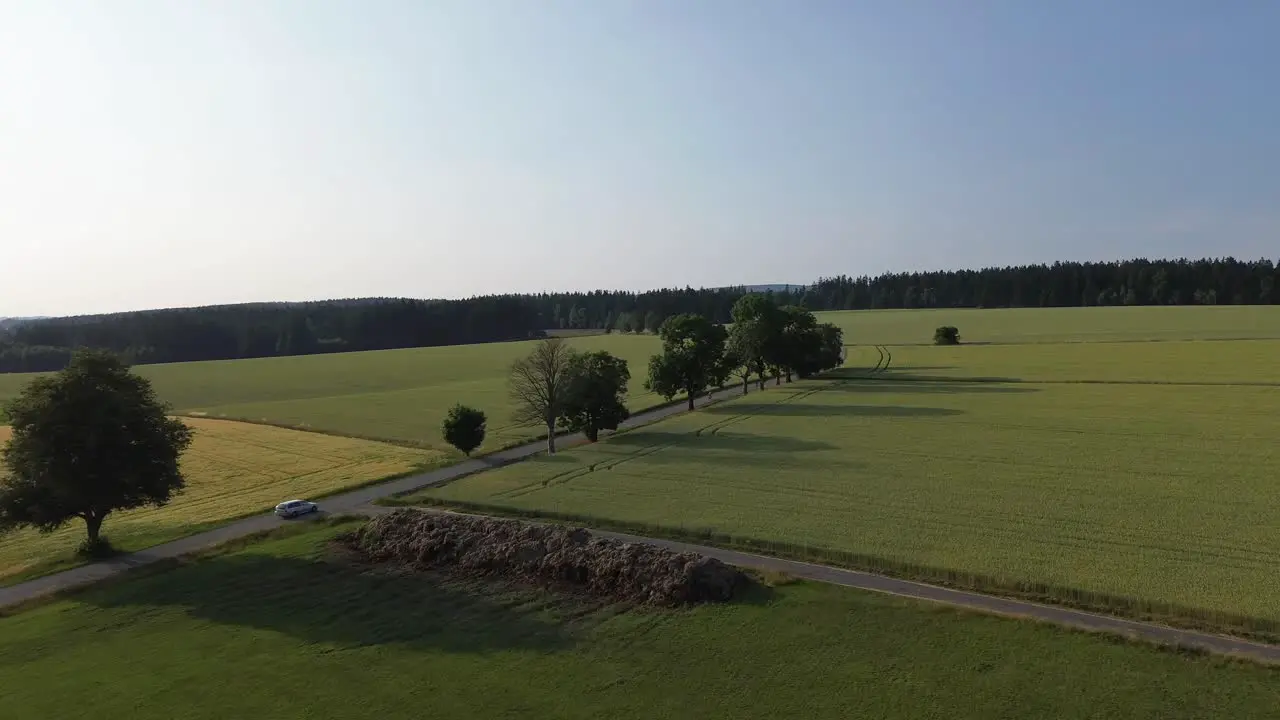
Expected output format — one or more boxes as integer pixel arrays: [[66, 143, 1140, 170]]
[[933, 326, 960, 345], [442, 404, 487, 456]]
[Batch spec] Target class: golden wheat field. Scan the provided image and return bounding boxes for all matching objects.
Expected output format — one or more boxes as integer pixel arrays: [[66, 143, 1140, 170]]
[[0, 419, 441, 583]]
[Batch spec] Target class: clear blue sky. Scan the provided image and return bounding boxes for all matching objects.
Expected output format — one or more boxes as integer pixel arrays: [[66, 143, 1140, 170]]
[[2, 1, 1277, 316]]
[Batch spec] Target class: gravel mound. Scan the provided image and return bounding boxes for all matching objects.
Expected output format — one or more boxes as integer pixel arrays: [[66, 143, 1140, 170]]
[[344, 510, 746, 606]]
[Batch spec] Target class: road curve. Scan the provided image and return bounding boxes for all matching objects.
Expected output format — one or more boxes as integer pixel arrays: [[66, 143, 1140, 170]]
[[3, 387, 1279, 664]]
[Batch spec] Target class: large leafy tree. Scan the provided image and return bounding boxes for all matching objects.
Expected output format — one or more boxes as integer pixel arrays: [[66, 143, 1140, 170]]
[[775, 305, 820, 381], [509, 338, 577, 453], [728, 293, 783, 391], [645, 314, 728, 411], [815, 323, 846, 371], [560, 352, 630, 442], [441, 404, 487, 456], [720, 342, 751, 395], [0, 350, 194, 554]]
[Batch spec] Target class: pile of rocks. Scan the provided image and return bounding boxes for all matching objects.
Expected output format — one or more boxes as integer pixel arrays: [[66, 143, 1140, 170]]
[[344, 510, 745, 606]]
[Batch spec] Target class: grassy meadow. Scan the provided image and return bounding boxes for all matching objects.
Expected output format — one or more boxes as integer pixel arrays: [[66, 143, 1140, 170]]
[[818, 304, 1280, 345], [0, 334, 666, 450], [1, 305, 1278, 452], [0, 419, 437, 584], [415, 336, 1280, 624], [3, 522, 1279, 720]]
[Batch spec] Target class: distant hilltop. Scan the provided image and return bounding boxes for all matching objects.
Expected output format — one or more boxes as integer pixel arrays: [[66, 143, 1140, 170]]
[[733, 284, 807, 293], [0, 317, 46, 331]]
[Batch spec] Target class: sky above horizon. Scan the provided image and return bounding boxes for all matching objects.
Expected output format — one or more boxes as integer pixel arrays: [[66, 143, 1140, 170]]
[[3, 2, 1279, 316]]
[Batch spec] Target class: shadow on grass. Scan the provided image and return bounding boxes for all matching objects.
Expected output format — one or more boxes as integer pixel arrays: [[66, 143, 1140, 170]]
[[83, 552, 581, 654], [826, 367, 1025, 383], [605, 431, 839, 455], [702, 403, 963, 418], [825, 378, 1037, 395]]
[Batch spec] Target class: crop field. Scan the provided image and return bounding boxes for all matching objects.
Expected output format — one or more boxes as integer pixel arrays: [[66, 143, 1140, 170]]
[[843, 338, 1280, 384], [416, 337, 1280, 624], [2, 305, 1278, 451], [2, 522, 1278, 720], [0, 334, 666, 451], [0, 419, 437, 584], [818, 304, 1280, 345]]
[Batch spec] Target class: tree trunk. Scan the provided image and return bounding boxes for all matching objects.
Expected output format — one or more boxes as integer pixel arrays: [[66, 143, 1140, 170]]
[[775, 374, 781, 386], [546, 420, 557, 454], [586, 426, 599, 442], [84, 513, 104, 545], [741, 378, 748, 395], [687, 393, 696, 411]]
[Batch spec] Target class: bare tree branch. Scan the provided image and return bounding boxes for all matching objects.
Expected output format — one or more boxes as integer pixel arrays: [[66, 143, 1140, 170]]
[[508, 338, 577, 452]]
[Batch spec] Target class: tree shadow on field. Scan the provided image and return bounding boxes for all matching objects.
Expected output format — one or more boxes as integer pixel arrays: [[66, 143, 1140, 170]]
[[82, 551, 583, 654], [606, 431, 840, 456], [820, 376, 1037, 396], [703, 403, 963, 418], [826, 367, 1026, 385]]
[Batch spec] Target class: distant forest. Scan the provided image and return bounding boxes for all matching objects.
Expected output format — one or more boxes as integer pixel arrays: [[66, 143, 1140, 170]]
[[2, 257, 1276, 373]]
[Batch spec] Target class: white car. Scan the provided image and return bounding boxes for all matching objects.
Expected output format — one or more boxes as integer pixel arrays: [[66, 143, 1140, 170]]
[[275, 499, 320, 518]]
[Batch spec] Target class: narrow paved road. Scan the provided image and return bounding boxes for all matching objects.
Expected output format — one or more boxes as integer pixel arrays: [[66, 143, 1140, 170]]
[[3, 388, 1278, 664], [0, 391, 727, 608]]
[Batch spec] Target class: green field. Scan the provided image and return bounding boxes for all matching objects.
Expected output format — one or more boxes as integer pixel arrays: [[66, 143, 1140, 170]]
[[0, 419, 436, 584], [0, 334, 666, 450], [2, 522, 1277, 720], [843, 338, 1280, 384], [416, 336, 1280, 625], [3, 305, 1278, 453], [818, 304, 1280, 345]]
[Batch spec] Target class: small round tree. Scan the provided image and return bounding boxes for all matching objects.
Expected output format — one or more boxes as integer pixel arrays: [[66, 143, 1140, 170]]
[[442, 404, 487, 457], [0, 350, 193, 557], [933, 326, 960, 345]]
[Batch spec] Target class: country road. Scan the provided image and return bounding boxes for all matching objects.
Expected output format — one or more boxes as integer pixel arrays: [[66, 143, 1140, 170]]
[[0, 389, 731, 608], [3, 386, 1279, 664]]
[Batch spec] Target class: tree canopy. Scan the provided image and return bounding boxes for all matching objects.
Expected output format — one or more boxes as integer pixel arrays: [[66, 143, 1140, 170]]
[[508, 338, 577, 453], [0, 350, 193, 554], [729, 294, 783, 391], [646, 314, 728, 411], [560, 352, 631, 442], [934, 326, 961, 345], [441, 404, 487, 456]]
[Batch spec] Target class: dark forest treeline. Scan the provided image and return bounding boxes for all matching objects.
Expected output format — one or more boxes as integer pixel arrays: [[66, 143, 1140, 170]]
[[2, 257, 1277, 373], [0, 288, 762, 373], [802, 257, 1279, 310]]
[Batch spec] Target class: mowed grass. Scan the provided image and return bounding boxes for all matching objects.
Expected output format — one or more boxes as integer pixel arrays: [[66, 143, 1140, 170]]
[[3, 523, 1279, 720], [0, 334, 665, 449], [2, 306, 1278, 449], [0, 419, 438, 584], [843, 338, 1280, 384], [819, 304, 1280, 345], [418, 339, 1280, 622]]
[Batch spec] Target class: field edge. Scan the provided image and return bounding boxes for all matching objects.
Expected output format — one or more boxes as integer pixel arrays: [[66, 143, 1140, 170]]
[[387, 497, 1280, 647]]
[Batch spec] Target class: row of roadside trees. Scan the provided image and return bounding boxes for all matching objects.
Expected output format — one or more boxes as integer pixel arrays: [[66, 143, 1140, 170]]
[[443, 294, 846, 457], [0, 296, 843, 554]]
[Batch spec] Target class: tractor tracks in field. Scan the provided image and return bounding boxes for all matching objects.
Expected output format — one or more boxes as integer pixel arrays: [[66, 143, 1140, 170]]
[[503, 381, 836, 498], [840, 344, 893, 378]]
